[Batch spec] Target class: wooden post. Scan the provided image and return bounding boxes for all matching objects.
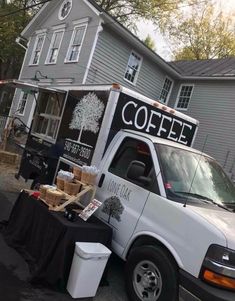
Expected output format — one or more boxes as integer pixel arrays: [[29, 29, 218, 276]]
[[0, 117, 13, 151]]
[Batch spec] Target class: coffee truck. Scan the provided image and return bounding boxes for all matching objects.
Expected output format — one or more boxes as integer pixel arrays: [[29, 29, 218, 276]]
[[5, 81, 198, 187], [3, 80, 235, 301]]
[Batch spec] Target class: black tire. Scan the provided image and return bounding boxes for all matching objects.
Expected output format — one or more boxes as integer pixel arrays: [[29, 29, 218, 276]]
[[125, 245, 178, 301]]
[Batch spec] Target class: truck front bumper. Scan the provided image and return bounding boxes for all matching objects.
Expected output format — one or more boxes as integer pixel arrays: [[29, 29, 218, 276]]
[[180, 269, 235, 301]]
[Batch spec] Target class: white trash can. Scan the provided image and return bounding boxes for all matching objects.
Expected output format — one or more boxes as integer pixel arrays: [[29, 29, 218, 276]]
[[67, 242, 112, 298]]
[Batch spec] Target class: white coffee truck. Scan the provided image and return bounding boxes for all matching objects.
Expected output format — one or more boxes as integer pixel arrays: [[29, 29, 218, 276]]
[[3, 81, 235, 301]]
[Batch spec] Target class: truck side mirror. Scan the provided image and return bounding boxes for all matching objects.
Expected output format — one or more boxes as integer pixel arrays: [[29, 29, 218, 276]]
[[126, 161, 151, 186]]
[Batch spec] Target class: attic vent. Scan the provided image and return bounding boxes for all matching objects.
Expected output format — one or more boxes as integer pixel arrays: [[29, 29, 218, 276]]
[[58, 0, 72, 20]]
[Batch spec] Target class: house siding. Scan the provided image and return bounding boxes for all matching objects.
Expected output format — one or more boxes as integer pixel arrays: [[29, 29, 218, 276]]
[[20, 0, 100, 85], [13, 0, 101, 127], [169, 80, 235, 176], [85, 26, 168, 100]]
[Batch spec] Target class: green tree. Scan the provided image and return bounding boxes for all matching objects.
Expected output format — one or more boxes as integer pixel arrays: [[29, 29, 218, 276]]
[[143, 34, 156, 51], [96, 0, 202, 30], [0, 0, 42, 80], [164, 3, 235, 60]]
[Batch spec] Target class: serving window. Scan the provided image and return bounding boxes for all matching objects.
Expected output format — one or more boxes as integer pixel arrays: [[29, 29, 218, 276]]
[[32, 92, 65, 141]]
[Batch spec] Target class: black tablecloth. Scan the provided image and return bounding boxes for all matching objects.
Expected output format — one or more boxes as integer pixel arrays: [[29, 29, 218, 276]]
[[3, 191, 112, 288]]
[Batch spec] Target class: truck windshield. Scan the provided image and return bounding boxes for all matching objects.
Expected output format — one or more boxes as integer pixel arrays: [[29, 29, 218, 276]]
[[156, 144, 235, 206]]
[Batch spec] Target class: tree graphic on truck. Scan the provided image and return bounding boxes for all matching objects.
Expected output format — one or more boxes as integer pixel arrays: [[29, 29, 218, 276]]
[[69, 92, 105, 143], [102, 196, 124, 224]]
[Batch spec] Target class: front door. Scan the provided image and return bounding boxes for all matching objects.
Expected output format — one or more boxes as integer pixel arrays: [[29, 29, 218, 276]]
[[96, 136, 159, 255]]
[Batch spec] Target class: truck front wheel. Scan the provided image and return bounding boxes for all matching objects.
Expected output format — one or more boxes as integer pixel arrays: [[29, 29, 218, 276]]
[[125, 246, 178, 301]]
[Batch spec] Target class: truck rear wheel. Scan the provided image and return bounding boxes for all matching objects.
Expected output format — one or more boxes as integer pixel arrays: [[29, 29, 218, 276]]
[[125, 246, 178, 301]]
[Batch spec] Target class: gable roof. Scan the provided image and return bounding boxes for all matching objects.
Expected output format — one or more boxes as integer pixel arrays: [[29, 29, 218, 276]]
[[21, 0, 101, 38], [170, 58, 235, 78]]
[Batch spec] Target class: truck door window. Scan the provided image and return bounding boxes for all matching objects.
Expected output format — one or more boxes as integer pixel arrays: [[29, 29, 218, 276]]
[[109, 138, 159, 194]]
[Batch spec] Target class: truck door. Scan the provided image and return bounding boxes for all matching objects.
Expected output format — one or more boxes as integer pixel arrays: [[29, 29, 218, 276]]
[[96, 136, 159, 255]]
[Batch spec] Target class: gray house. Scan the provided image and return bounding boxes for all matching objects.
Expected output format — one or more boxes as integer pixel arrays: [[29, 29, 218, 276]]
[[4, 0, 235, 177]]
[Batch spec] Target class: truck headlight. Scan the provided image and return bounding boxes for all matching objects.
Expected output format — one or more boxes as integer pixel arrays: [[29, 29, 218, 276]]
[[201, 244, 235, 290]]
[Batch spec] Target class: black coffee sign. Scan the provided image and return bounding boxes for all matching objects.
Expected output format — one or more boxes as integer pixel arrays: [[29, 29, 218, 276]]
[[61, 90, 197, 166], [108, 93, 197, 147]]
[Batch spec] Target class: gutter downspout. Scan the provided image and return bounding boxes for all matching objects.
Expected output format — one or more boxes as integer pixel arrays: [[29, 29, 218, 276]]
[[15, 37, 28, 51], [6, 37, 28, 131]]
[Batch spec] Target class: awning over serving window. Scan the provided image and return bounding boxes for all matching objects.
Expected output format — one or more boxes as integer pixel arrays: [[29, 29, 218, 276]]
[[0, 79, 66, 94]]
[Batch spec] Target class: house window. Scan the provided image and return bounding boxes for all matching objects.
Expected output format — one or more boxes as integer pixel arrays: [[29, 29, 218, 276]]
[[176, 85, 194, 110], [159, 78, 173, 103], [46, 30, 64, 64], [17, 92, 28, 115], [30, 34, 45, 65], [65, 24, 86, 62], [32, 92, 65, 141], [124, 51, 142, 84]]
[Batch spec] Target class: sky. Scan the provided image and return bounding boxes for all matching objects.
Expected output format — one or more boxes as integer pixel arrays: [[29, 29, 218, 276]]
[[137, 0, 235, 61]]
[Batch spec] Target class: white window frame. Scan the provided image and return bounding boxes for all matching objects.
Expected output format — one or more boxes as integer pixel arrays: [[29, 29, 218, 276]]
[[45, 29, 65, 64], [159, 77, 173, 104], [32, 94, 65, 142], [175, 84, 194, 111], [33, 114, 61, 141], [29, 32, 46, 66], [17, 91, 28, 116], [124, 51, 142, 86], [64, 22, 88, 63]]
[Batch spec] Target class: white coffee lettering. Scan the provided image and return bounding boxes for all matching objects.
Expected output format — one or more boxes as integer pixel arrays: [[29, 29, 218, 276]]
[[122, 101, 137, 125], [157, 115, 172, 136], [146, 110, 161, 133], [178, 123, 192, 145], [167, 119, 182, 142], [134, 106, 148, 130]]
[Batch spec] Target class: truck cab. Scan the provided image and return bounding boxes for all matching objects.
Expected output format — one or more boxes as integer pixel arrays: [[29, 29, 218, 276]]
[[95, 129, 235, 301]]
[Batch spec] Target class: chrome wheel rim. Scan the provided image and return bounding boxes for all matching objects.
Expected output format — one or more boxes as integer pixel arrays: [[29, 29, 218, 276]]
[[133, 260, 162, 301]]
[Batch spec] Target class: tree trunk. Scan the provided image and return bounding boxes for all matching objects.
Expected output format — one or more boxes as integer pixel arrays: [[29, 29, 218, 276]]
[[78, 124, 84, 142], [108, 210, 111, 224]]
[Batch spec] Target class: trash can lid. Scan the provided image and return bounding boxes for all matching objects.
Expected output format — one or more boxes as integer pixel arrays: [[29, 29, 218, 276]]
[[75, 242, 111, 259]]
